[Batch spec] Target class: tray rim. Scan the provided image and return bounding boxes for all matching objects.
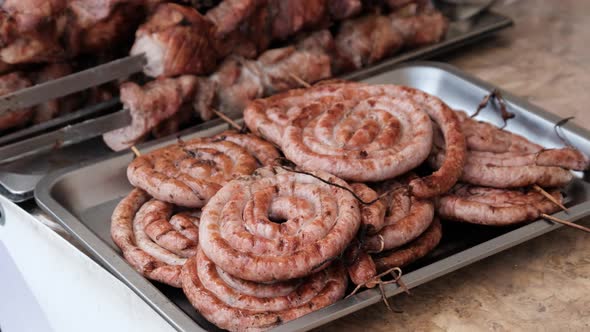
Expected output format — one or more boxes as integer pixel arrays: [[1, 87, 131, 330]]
[[34, 61, 590, 332]]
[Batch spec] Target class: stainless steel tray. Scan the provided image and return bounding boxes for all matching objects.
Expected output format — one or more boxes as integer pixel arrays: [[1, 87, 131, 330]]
[[1, 11, 511, 203], [36, 62, 590, 332]]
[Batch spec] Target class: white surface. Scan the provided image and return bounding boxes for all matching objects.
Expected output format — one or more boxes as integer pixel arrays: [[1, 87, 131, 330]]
[[0, 196, 175, 332]]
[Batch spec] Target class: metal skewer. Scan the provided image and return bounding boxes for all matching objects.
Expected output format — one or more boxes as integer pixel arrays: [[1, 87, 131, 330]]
[[0, 55, 145, 114]]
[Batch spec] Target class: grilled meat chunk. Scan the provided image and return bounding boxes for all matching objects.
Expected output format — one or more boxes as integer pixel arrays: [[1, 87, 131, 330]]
[[103, 75, 199, 151], [131, 3, 219, 78]]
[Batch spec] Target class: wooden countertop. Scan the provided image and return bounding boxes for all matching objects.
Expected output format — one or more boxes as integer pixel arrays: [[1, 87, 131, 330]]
[[319, 1, 590, 330]]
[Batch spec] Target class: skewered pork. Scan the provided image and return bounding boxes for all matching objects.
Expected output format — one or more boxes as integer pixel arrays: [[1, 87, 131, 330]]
[[333, 6, 448, 72], [104, 41, 331, 150], [207, 46, 331, 118], [103, 75, 199, 151], [207, 0, 362, 60], [131, 3, 219, 77], [0, 0, 151, 64]]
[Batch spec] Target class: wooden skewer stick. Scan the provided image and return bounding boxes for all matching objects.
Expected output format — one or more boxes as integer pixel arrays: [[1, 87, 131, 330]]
[[540, 213, 590, 233], [533, 184, 569, 213], [345, 267, 405, 299], [288, 72, 312, 88], [211, 108, 242, 131], [131, 145, 141, 157]]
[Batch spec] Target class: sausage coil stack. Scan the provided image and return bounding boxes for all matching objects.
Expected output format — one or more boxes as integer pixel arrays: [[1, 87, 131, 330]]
[[184, 166, 357, 330], [110, 81, 588, 331], [182, 250, 348, 331]]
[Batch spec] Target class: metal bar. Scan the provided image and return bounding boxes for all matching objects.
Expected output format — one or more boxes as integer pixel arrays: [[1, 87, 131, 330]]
[[0, 98, 120, 146], [0, 110, 130, 164], [0, 55, 144, 114]]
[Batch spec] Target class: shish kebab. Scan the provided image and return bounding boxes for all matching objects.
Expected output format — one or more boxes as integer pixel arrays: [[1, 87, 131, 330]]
[[0, 0, 446, 154], [0, 0, 363, 113], [103, 2, 447, 150]]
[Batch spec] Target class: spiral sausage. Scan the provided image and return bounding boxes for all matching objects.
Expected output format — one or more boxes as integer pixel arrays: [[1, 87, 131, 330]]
[[430, 110, 588, 188], [244, 82, 465, 197], [374, 218, 442, 272], [111, 189, 200, 287], [127, 137, 257, 208], [245, 82, 433, 182], [363, 176, 435, 253], [213, 130, 281, 166], [437, 184, 562, 226], [199, 166, 361, 282], [181, 249, 347, 332]]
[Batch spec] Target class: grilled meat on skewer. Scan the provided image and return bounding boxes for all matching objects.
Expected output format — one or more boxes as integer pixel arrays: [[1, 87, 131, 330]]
[[131, 3, 219, 77], [333, 6, 448, 72], [103, 75, 199, 151], [207, 45, 331, 118], [0, 63, 87, 131], [104, 38, 332, 150], [334, 14, 404, 71], [0, 0, 152, 64], [103, 1, 449, 151], [207, 0, 361, 60]]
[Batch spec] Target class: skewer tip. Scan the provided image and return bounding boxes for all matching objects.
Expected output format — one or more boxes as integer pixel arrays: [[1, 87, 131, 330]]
[[540, 213, 590, 234], [211, 109, 242, 131], [131, 145, 142, 157], [533, 184, 569, 213]]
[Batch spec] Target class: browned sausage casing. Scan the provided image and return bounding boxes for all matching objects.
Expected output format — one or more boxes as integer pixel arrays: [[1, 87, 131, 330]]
[[127, 137, 257, 208], [245, 82, 433, 181], [199, 166, 361, 282], [374, 218, 442, 272], [363, 175, 434, 253], [212, 130, 281, 167], [350, 183, 386, 235], [181, 249, 347, 332], [244, 82, 465, 197], [111, 189, 200, 287], [430, 110, 588, 188], [343, 239, 377, 287], [437, 184, 562, 226]]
